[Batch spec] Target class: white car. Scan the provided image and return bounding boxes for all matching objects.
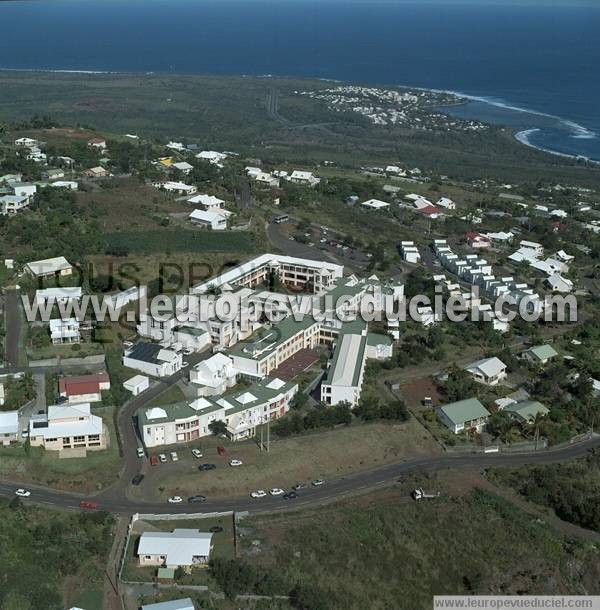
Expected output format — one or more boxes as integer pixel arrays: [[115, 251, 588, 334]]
[[123, 340, 134, 348], [167, 496, 183, 504], [269, 488, 285, 496], [181, 361, 190, 368], [136, 447, 145, 458], [170, 452, 179, 462], [183, 347, 194, 356], [251, 490, 267, 499], [229, 459, 243, 467], [191, 448, 203, 459], [15, 489, 30, 498], [158, 453, 167, 463], [312, 479, 325, 487]]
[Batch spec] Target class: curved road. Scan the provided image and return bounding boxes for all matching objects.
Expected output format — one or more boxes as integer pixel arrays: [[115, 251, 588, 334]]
[[2, 435, 598, 515]]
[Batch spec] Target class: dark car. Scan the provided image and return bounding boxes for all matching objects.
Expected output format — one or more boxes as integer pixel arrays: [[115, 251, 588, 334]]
[[198, 463, 216, 471], [131, 474, 144, 486], [283, 491, 298, 500], [292, 483, 306, 491], [188, 495, 207, 503], [209, 525, 223, 533]]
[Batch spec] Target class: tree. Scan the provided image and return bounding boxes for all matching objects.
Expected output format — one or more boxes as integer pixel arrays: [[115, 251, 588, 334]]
[[208, 420, 227, 436]]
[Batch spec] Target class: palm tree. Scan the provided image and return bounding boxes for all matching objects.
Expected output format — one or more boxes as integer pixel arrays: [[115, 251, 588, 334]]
[[527, 412, 546, 450]]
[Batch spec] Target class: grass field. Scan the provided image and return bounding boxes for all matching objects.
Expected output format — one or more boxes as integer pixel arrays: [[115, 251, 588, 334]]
[[238, 479, 600, 608], [0, 406, 121, 493], [104, 230, 255, 254]]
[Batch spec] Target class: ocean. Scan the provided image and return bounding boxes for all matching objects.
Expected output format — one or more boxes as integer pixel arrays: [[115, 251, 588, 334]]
[[1, 0, 599, 160]]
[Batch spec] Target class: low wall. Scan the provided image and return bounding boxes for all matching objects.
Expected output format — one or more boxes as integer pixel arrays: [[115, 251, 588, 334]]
[[28, 353, 105, 368]]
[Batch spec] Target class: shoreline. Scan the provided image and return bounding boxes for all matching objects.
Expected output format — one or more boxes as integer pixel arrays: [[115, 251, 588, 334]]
[[1, 66, 598, 163]]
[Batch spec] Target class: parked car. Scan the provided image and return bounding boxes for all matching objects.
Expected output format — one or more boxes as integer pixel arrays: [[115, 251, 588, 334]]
[[229, 459, 243, 467], [21, 430, 29, 438], [270, 488, 285, 496], [311, 479, 325, 487], [131, 474, 144, 486], [14, 489, 30, 497], [170, 451, 179, 462], [168, 496, 183, 504], [150, 455, 159, 466], [292, 483, 307, 491], [123, 340, 134, 348], [191, 448, 203, 458], [183, 347, 194, 356], [283, 491, 298, 500], [198, 463, 216, 471], [181, 361, 190, 368], [80, 500, 98, 510], [188, 495, 206, 503], [158, 454, 167, 463], [217, 446, 226, 456], [209, 526, 223, 533], [251, 490, 267, 499], [136, 447, 145, 458]]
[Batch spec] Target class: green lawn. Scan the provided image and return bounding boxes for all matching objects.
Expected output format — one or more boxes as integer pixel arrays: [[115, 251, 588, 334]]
[[105, 230, 254, 254], [27, 340, 105, 361]]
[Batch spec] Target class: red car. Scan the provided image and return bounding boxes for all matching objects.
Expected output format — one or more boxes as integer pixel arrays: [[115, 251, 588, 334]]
[[80, 500, 98, 510], [150, 455, 159, 466], [217, 446, 226, 456]]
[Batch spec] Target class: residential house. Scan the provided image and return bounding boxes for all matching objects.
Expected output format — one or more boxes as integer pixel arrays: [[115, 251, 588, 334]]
[[0, 411, 19, 446], [188, 209, 229, 230], [546, 273, 573, 293], [172, 161, 194, 175], [400, 241, 420, 263], [141, 599, 195, 610], [123, 342, 183, 378], [15, 137, 38, 148], [0, 195, 29, 215], [287, 170, 320, 187], [87, 138, 107, 150], [49, 180, 78, 190], [187, 194, 225, 211], [137, 530, 213, 568], [58, 372, 111, 404], [465, 357, 507, 386], [195, 150, 227, 165], [523, 344, 558, 365], [504, 400, 549, 423], [466, 232, 491, 249], [25, 256, 73, 278], [153, 181, 198, 196], [35, 287, 82, 306], [9, 181, 37, 201], [360, 198, 390, 210], [189, 353, 237, 397], [83, 166, 109, 178], [49, 318, 81, 344], [43, 169, 65, 181], [436, 398, 491, 434], [123, 375, 150, 397], [28, 404, 107, 452], [436, 197, 456, 209], [519, 240, 544, 256]]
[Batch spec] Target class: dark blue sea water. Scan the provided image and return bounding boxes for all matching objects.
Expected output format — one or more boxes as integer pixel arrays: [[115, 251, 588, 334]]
[[1, 0, 599, 160]]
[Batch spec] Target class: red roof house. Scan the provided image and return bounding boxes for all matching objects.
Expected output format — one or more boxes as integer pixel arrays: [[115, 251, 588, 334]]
[[58, 373, 111, 404]]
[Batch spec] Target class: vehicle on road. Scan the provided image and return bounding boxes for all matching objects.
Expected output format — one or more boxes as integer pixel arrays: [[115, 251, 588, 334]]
[[251, 490, 267, 499], [131, 474, 144, 486], [21, 430, 29, 438], [311, 479, 325, 486], [14, 489, 30, 497], [167, 496, 183, 504], [283, 491, 298, 500], [158, 453, 167, 463], [209, 526, 223, 533], [412, 488, 440, 501], [191, 448, 203, 458], [229, 459, 243, 467], [80, 500, 98, 510], [183, 347, 194, 356], [170, 451, 179, 462], [292, 483, 307, 491], [137, 447, 145, 458], [270, 488, 285, 496], [182, 361, 190, 368], [198, 463, 216, 471], [150, 455, 159, 466], [217, 446, 226, 456], [123, 340, 134, 348], [188, 495, 206, 503]]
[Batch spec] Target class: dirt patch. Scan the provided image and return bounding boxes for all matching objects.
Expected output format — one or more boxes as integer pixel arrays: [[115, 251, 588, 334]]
[[399, 376, 444, 409]]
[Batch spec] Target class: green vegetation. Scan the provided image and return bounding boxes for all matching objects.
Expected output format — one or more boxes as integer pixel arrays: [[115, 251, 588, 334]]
[[235, 486, 600, 608], [0, 499, 113, 610], [489, 451, 600, 532], [104, 230, 254, 254], [1, 373, 36, 411]]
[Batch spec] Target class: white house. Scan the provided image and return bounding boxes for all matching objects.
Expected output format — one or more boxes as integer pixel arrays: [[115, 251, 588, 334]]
[[123, 342, 183, 378], [465, 357, 507, 386], [123, 374, 150, 397], [187, 194, 225, 211], [436, 197, 456, 209], [25, 256, 73, 278], [400, 241, 420, 263], [0, 195, 29, 215], [546, 273, 573, 293], [189, 353, 237, 397], [153, 181, 198, 196], [9, 181, 37, 202], [172, 161, 194, 175], [195, 150, 228, 165], [523, 344, 558, 365], [29, 403, 107, 452], [35, 287, 82, 306], [436, 398, 490, 434], [0, 411, 19, 446], [519, 240, 544, 256], [87, 138, 107, 150], [49, 180, 78, 190], [137, 530, 213, 568], [189, 209, 229, 230], [15, 137, 38, 148], [360, 198, 390, 210], [288, 170, 320, 187], [49, 318, 81, 344]]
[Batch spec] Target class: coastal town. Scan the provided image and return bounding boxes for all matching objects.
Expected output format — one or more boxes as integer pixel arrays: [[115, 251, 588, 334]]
[[0, 76, 600, 610]]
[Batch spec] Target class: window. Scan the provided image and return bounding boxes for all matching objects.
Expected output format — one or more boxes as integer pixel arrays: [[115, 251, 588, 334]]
[[73, 435, 85, 443]]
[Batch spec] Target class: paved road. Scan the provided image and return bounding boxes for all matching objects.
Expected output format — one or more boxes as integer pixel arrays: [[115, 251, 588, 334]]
[[4, 288, 21, 370], [2, 435, 598, 515]]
